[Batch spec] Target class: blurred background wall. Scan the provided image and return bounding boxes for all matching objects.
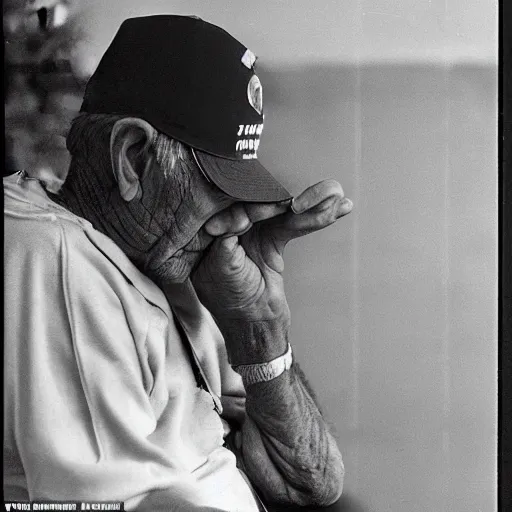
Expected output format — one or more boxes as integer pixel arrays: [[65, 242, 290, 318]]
[[4, 1, 497, 511]]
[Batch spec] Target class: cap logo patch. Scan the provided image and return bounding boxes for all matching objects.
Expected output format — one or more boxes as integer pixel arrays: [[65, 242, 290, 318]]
[[247, 75, 263, 115], [241, 49, 257, 69]]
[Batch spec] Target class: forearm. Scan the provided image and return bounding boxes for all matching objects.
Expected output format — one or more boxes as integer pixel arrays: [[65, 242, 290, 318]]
[[220, 319, 345, 507]]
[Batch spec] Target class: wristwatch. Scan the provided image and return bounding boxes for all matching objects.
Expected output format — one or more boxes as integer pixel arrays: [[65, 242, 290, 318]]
[[232, 343, 293, 386]]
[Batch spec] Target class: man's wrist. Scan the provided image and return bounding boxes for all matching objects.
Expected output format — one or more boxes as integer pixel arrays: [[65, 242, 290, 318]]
[[215, 315, 290, 366], [232, 343, 293, 387]]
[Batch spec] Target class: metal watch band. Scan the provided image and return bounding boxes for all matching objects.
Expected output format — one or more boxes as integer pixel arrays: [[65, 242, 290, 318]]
[[232, 343, 293, 386]]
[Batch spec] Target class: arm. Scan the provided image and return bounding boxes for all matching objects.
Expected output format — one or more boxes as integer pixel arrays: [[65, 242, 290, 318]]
[[192, 180, 352, 507], [228, 323, 344, 506]]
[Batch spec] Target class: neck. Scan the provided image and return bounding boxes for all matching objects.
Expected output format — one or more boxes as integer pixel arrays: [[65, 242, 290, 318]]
[[51, 157, 161, 269]]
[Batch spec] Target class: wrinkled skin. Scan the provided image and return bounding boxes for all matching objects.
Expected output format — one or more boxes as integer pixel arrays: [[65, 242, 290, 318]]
[[153, 165, 352, 505], [140, 155, 353, 330], [104, 119, 352, 505], [109, 118, 354, 311], [192, 181, 353, 324]]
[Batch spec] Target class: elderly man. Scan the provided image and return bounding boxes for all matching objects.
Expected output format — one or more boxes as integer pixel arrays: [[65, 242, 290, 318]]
[[4, 15, 352, 511]]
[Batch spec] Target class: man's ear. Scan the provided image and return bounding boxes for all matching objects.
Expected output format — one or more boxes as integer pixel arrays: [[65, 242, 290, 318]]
[[110, 118, 156, 202]]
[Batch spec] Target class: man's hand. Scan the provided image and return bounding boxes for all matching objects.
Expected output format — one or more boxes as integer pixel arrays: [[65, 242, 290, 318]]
[[190, 179, 351, 506], [192, 179, 352, 329]]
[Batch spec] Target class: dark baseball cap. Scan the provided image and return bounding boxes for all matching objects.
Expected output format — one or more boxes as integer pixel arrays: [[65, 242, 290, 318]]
[[80, 15, 292, 203]]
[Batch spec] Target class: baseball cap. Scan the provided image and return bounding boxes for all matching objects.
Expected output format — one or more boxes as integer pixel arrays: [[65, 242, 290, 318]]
[[80, 15, 292, 203]]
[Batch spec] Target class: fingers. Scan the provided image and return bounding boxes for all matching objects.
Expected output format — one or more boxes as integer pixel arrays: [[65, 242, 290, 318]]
[[291, 179, 345, 214], [263, 182, 353, 253], [244, 202, 290, 223], [203, 180, 352, 257], [204, 204, 251, 237], [204, 202, 289, 237], [212, 235, 243, 266], [192, 236, 244, 285]]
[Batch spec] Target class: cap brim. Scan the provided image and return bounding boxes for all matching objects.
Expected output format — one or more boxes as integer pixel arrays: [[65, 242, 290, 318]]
[[193, 148, 292, 203]]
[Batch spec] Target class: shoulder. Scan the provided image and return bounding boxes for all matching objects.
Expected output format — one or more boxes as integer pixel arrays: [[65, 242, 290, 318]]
[[4, 175, 93, 264], [4, 174, 170, 327], [4, 179, 123, 304], [4, 200, 96, 280]]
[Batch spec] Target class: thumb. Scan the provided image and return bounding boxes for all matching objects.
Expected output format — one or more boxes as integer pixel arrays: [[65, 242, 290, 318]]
[[217, 234, 239, 254], [198, 235, 246, 279]]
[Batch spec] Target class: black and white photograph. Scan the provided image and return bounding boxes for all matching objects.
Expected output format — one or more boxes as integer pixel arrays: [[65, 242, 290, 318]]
[[4, 1, 500, 511]]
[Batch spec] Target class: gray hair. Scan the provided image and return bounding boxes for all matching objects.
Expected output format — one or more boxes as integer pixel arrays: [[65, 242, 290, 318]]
[[151, 130, 190, 178], [66, 113, 192, 178]]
